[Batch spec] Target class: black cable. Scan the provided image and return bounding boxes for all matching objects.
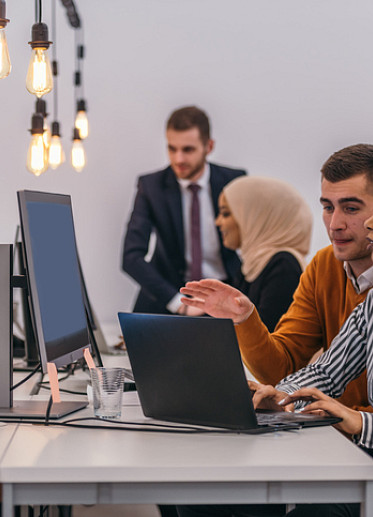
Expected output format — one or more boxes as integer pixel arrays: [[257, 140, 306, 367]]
[[0, 415, 302, 435], [38, 384, 86, 396], [11, 362, 41, 391], [63, 416, 216, 431], [74, 29, 79, 107], [38, 0, 42, 23], [79, 26, 85, 99], [52, 0, 58, 120], [44, 395, 53, 426], [52, 0, 57, 61], [39, 370, 72, 384]]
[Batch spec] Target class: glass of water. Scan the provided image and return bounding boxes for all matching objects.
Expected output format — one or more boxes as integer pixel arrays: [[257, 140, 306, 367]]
[[90, 367, 126, 419]]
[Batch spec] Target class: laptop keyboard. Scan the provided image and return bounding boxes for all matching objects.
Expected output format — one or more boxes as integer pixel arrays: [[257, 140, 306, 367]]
[[256, 411, 309, 425], [256, 410, 323, 426]]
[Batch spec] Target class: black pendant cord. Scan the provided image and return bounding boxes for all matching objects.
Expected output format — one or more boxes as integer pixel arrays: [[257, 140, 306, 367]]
[[35, 0, 42, 24], [52, 0, 58, 120]]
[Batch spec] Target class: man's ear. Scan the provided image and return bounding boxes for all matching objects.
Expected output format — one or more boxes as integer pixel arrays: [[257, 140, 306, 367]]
[[206, 139, 215, 154]]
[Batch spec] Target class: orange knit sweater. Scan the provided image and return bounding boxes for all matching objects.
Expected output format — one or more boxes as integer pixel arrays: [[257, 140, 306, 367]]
[[236, 245, 370, 411]]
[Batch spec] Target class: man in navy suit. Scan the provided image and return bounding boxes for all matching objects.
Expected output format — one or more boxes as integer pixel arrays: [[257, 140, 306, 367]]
[[122, 106, 246, 315]]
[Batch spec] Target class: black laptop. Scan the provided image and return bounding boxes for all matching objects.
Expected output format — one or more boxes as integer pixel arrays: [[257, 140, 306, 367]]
[[117, 312, 341, 433]]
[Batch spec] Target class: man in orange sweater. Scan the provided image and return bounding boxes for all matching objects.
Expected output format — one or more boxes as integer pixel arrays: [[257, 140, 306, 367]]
[[180, 143, 373, 414]]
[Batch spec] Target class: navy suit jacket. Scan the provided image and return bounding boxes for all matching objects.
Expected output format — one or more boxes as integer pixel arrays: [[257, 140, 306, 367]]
[[122, 162, 246, 313]]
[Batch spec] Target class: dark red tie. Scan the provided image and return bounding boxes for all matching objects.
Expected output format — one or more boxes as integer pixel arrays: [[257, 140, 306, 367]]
[[188, 183, 202, 281]]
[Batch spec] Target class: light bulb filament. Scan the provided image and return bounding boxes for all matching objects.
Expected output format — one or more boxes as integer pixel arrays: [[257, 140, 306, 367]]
[[26, 48, 53, 98], [27, 134, 48, 176], [0, 28, 11, 78], [71, 140, 86, 172]]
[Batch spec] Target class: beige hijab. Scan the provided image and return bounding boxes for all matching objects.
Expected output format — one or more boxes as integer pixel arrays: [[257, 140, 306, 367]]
[[223, 176, 313, 282]]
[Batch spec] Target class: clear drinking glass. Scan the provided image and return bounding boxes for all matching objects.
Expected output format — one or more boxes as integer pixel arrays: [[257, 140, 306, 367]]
[[90, 367, 125, 419]]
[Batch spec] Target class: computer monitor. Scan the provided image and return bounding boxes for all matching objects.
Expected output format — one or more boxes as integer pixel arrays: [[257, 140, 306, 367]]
[[12, 225, 105, 368], [18, 190, 90, 373], [0, 190, 93, 418]]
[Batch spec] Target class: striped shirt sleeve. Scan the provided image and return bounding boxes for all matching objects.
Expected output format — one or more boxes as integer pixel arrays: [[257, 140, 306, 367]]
[[276, 290, 373, 447]]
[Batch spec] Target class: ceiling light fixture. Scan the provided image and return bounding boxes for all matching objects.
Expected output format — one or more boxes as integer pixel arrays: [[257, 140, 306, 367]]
[[48, 0, 64, 170], [0, 0, 11, 79], [71, 127, 85, 172], [35, 98, 51, 148], [26, 0, 53, 98], [27, 113, 48, 176], [49, 121, 65, 169], [74, 33, 89, 139]]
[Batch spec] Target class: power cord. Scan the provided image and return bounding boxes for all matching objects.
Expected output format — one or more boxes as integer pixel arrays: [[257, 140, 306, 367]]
[[0, 415, 302, 434], [11, 362, 41, 391]]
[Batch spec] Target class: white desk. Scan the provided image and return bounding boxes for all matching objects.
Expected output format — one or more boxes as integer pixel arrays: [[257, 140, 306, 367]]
[[1, 394, 373, 517], [2, 355, 373, 517]]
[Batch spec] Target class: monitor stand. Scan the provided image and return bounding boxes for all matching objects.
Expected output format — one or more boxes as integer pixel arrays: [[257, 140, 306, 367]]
[[0, 244, 88, 420], [0, 399, 88, 419]]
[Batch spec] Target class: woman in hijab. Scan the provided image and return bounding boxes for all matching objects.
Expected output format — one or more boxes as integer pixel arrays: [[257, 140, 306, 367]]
[[216, 176, 313, 332]]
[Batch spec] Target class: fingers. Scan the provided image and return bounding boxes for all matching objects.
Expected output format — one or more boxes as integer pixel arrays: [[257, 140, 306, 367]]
[[190, 279, 226, 289], [180, 285, 216, 298], [299, 400, 332, 414], [248, 380, 260, 391], [180, 297, 205, 309], [252, 385, 279, 409], [180, 279, 238, 297], [279, 387, 328, 407]]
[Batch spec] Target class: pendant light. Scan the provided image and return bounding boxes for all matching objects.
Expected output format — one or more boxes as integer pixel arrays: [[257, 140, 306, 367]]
[[35, 98, 51, 148], [27, 113, 48, 176], [26, 0, 53, 98], [48, 0, 64, 170], [75, 98, 89, 139], [71, 127, 85, 172], [74, 34, 89, 139], [49, 121, 65, 169], [0, 0, 11, 79]]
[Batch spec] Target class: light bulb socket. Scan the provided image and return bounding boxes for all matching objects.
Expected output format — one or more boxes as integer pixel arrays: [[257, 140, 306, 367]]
[[74, 71, 81, 86], [30, 113, 44, 135], [0, 1, 9, 28], [73, 127, 81, 140], [77, 45, 85, 59], [52, 121, 61, 137], [29, 22, 52, 49], [52, 60, 58, 76], [77, 99, 87, 112], [35, 98, 48, 118]]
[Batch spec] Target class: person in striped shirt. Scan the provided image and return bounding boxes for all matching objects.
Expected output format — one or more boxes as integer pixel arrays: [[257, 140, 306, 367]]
[[177, 214, 373, 517], [238, 213, 373, 517]]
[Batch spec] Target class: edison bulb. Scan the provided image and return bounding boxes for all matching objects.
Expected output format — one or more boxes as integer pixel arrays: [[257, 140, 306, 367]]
[[27, 133, 48, 176], [26, 48, 53, 98], [0, 27, 11, 78], [71, 139, 86, 172], [43, 120, 51, 148], [75, 110, 89, 139], [49, 135, 65, 169]]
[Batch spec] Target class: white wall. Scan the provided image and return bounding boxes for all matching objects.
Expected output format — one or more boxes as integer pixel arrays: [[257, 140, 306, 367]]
[[1, 0, 373, 331]]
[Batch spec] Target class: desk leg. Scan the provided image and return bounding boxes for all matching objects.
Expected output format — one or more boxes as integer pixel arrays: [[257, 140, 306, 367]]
[[2, 484, 13, 517], [361, 480, 373, 517]]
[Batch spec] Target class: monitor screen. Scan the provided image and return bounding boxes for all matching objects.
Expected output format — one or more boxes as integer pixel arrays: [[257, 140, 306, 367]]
[[17, 190, 90, 373]]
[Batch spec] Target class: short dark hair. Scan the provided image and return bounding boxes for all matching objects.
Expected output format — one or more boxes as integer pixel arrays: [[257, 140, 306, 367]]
[[321, 144, 373, 184], [166, 106, 210, 144]]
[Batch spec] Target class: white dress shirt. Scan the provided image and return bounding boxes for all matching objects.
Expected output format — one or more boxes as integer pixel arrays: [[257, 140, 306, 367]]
[[344, 262, 373, 294], [167, 164, 227, 313]]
